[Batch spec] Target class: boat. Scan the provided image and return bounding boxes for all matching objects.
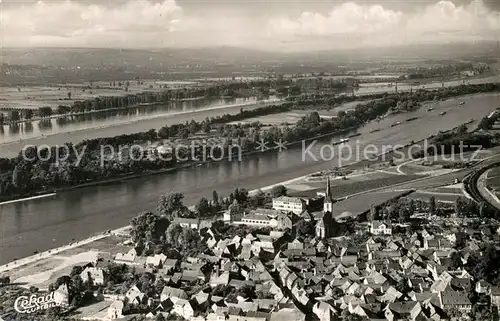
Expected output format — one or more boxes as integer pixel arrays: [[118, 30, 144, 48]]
[[427, 107, 434, 111], [390, 121, 401, 127], [332, 138, 349, 145], [348, 133, 361, 138], [406, 117, 419, 122], [370, 128, 381, 133], [460, 101, 466, 105], [440, 111, 447, 116]]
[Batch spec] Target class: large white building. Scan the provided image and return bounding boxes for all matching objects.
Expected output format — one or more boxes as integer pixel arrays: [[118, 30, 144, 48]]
[[370, 221, 392, 235], [272, 196, 306, 214]]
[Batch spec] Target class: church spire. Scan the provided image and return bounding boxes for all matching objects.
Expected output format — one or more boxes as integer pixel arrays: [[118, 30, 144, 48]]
[[325, 175, 332, 202]]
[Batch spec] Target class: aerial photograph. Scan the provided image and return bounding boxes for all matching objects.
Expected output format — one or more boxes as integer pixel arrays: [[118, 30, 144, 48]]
[[0, 0, 500, 320]]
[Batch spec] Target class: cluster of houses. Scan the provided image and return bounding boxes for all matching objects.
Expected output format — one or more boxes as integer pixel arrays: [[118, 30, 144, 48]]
[[50, 178, 500, 320], [76, 215, 500, 321]]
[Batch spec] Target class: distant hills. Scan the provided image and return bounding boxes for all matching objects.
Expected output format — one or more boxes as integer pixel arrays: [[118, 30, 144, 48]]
[[1, 42, 498, 68]]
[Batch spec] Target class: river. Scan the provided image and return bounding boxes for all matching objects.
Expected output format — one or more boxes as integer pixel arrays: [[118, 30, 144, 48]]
[[1, 75, 498, 158], [0, 93, 498, 264]]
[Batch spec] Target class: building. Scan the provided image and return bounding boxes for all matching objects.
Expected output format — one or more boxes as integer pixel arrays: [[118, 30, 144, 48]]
[[272, 197, 306, 214], [80, 267, 106, 285], [53, 284, 70, 307], [315, 177, 336, 238], [270, 308, 305, 321], [238, 209, 292, 230], [370, 221, 392, 235], [173, 218, 200, 229], [224, 200, 243, 223], [323, 176, 334, 213], [316, 211, 335, 239], [439, 291, 472, 312]]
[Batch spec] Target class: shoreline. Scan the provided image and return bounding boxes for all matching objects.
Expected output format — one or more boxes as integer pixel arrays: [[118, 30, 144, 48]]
[[0, 126, 358, 204], [0, 98, 283, 147], [0, 90, 490, 203]]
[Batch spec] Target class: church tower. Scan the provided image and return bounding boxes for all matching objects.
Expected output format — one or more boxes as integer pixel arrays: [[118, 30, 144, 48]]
[[323, 176, 333, 213]]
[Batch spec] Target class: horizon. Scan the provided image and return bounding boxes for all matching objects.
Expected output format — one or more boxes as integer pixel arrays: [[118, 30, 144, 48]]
[[1, 40, 498, 53]]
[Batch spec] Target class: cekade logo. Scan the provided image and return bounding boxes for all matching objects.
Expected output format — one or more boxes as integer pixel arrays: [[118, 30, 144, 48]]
[[14, 291, 63, 313]]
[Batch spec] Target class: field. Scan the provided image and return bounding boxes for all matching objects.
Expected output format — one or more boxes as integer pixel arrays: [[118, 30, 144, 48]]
[[228, 100, 369, 125], [6, 235, 129, 290], [0, 80, 195, 110]]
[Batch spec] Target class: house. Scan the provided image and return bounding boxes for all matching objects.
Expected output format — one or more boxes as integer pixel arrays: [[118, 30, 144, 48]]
[[125, 285, 147, 305], [491, 286, 500, 307], [53, 284, 70, 306], [107, 300, 124, 320], [224, 200, 243, 222], [114, 249, 137, 264], [475, 280, 491, 294], [272, 196, 306, 214], [173, 217, 201, 229], [384, 302, 422, 321], [172, 299, 195, 320], [146, 253, 167, 267], [312, 301, 337, 321], [370, 221, 392, 235], [80, 267, 106, 285], [439, 290, 472, 312], [270, 308, 306, 321], [160, 286, 189, 303], [240, 209, 278, 227]]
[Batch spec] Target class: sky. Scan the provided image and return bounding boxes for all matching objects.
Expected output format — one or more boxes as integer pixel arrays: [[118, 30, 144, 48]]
[[1, 0, 499, 51]]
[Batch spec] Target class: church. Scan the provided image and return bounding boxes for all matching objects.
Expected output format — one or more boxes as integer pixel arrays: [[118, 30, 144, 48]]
[[315, 176, 335, 239]]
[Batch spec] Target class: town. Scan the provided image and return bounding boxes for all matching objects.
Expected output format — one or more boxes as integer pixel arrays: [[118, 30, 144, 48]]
[[2, 166, 500, 321]]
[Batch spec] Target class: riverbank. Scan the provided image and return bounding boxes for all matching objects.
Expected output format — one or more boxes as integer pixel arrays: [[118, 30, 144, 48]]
[[0, 125, 359, 204], [0, 96, 280, 127], [0, 90, 489, 203], [0, 98, 283, 147]]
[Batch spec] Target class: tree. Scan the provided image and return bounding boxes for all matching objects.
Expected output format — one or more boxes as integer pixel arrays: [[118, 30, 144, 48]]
[[67, 92, 72, 100], [296, 220, 315, 238], [10, 110, 20, 122], [212, 190, 220, 209], [24, 109, 34, 120], [450, 252, 463, 269], [429, 196, 436, 215], [130, 212, 170, 246], [196, 197, 211, 218], [398, 207, 411, 223], [270, 185, 287, 198], [408, 199, 416, 216], [396, 278, 410, 294], [368, 204, 378, 221], [457, 124, 468, 134], [70, 265, 83, 277], [157, 193, 186, 218], [156, 314, 166, 321]]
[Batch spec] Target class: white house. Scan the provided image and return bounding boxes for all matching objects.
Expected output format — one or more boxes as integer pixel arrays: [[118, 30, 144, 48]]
[[172, 299, 194, 320], [272, 196, 306, 214], [80, 267, 106, 285], [312, 301, 337, 321], [370, 221, 392, 235], [114, 249, 137, 264]]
